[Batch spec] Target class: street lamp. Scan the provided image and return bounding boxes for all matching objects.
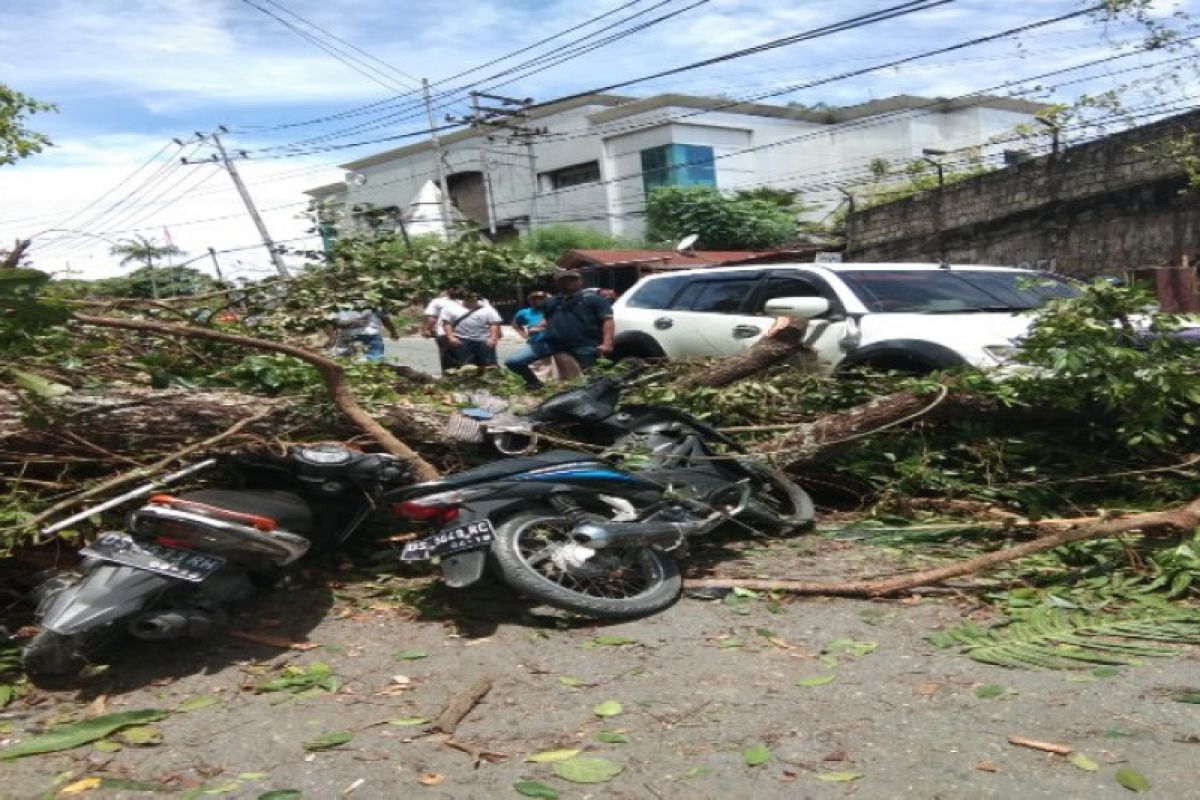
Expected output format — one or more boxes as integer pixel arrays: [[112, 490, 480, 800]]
[[921, 148, 947, 189]]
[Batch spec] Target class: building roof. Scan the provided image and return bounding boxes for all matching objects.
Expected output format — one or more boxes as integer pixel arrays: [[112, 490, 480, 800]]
[[586, 93, 1046, 126], [305, 181, 347, 198], [559, 248, 814, 270], [340, 93, 633, 170]]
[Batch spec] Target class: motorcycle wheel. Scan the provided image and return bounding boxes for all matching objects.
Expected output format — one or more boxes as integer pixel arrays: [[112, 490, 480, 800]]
[[735, 460, 815, 534], [491, 507, 681, 619], [22, 630, 85, 677]]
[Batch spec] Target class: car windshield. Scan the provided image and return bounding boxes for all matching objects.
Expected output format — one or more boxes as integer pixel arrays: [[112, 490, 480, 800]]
[[837, 270, 1078, 313]]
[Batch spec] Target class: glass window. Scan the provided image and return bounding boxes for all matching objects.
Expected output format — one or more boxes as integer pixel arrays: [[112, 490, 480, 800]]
[[688, 280, 757, 313], [545, 161, 601, 190], [837, 270, 1079, 313], [757, 277, 824, 313], [625, 275, 689, 309], [641, 144, 716, 195]]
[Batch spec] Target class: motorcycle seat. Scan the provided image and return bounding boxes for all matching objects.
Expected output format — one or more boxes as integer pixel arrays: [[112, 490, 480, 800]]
[[175, 490, 314, 534], [432, 449, 601, 488]]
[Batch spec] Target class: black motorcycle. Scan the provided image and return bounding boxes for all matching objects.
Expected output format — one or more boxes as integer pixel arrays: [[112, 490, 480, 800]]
[[24, 444, 409, 676], [394, 366, 813, 619]]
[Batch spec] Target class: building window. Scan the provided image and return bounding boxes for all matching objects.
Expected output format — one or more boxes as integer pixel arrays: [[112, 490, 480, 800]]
[[640, 143, 716, 195], [544, 161, 601, 190]]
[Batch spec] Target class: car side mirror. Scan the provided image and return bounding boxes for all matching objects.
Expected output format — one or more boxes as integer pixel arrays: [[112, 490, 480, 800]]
[[764, 296, 830, 320]]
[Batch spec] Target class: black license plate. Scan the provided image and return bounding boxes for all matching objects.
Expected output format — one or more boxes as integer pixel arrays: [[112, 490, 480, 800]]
[[401, 520, 495, 562], [81, 533, 225, 583]]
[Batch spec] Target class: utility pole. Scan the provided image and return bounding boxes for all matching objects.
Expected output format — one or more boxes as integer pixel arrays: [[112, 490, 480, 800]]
[[422, 78, 454, 235], [207, 246, 225, 282], [187, 128, 292, 279], [470, 93, 497, 236], [448, 92, 545, 235]]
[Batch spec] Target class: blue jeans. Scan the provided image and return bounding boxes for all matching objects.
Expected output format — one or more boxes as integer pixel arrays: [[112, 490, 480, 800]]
[[449, 338, 498, 368], [348, 334, 385, 362], [505, 340, 597, 387]]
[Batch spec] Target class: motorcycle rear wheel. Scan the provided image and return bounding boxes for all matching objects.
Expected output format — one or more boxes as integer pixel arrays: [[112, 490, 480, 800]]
[[735, 460, 815, 534], [22, 630, 86, 677], [491, 507, 681, 619]]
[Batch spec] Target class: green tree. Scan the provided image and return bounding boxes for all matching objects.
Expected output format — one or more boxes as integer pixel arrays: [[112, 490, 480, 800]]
[[0, 83, 56, 166], [644, 186, 797, 250], [109, 235, 185, 299], [518, 224, 637, 260]]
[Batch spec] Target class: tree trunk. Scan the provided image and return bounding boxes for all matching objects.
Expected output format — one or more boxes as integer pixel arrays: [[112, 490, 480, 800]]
[[674, 325, 810, 390], [72, 314, 441, 481], [684, 498, 1200, 596]]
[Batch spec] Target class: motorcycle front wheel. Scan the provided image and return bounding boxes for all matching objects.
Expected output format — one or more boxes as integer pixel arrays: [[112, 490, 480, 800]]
[[22, 630, 86, 677], [491, 507, 681, 619]]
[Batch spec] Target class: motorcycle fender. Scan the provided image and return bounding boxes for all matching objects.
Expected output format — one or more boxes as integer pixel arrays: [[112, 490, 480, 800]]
[[39, 564, 177, 636], [439, 550, 487, 588]]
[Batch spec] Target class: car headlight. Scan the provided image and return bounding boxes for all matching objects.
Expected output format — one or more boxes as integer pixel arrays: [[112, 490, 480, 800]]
[[983, 345, 1020, 364]]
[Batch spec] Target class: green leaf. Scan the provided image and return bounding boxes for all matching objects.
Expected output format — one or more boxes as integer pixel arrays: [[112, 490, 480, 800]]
[[8, 368, 70, 399], [558, 676, 584, 687], [388, 717, 429, 727], [553, 756, 624, 784], [744, 743, 772, 766], [1069, 753, 1099, 772], [118, 725, 163, 746], [974, 684, 1007, 699], [302, 731, 352, 751], [177, 696, 220, 713], [258, 792, 302, 800], [526, 748, 580, 762], [512, 781, 559, 799], [584, 635, 639, 648], [99, 778, 174, 792], [596, 731, 630, 744], [816, 771, 863, 782], [593, 700, 623, 717], [92, 740, 122, 753], [1173, 692, 1200, 704], [0, 709, 167, 760], [394, 650, 427, 661], [238, 773, 270, 781], [1092, 666, 1120, 678], [1115, 767, 1151, 792], [796, 674, 836, 687]]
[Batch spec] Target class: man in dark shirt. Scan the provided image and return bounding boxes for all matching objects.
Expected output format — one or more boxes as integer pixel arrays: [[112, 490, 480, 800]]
[[504, 270, 614, 389]]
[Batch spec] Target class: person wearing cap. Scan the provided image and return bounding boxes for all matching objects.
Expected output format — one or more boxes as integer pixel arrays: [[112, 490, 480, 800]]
[[505, 269, 614, 389]]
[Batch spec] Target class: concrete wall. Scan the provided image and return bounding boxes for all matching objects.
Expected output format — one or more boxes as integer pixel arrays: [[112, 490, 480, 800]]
[[845, 109, 1200, 275]]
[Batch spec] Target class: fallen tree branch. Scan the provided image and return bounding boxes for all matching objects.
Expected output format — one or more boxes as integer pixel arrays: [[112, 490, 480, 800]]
[[22, 406, 275, 532], [684, 498, 1200, 596], [73, 314, 440, 481], [674, 325, 809, 390], [429, 677, 492, 735]]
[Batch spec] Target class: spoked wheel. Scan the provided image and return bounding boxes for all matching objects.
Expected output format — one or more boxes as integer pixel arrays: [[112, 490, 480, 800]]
[[491, 508, 681, 619], [733, 459, 815, 534]]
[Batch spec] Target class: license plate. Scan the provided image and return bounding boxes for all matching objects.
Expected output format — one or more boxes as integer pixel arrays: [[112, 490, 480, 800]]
[[81, 533, 225, 583], [401, 520, 495, 562]]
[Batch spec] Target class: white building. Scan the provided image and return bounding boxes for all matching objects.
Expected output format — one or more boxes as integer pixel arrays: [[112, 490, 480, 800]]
[[305, 92, 1043, 241]]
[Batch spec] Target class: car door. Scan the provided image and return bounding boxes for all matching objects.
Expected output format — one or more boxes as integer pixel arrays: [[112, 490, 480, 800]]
[[654, 272, 763, 359], [717, 271, 850, 372]]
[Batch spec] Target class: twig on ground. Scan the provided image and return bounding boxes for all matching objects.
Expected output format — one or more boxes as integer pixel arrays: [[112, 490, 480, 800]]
[[428, 677, 493, 735]]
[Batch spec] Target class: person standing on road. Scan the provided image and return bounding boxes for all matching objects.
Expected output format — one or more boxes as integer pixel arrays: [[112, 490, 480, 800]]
[[421, 286, 465, 370], [326, 302, 399, 363], [512, 290, 556, 383], [505, 270, 613, 389], [441, 291, 503, 371]]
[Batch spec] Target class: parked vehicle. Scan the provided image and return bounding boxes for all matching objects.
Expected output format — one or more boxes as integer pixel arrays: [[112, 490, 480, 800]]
[[396, 365, 813, 618], [24, 444, 410, 676], [611, 263, 1080, 374]]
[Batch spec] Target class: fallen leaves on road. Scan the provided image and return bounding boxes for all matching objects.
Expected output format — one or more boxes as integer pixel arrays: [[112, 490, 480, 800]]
[[553, 756, 624, 784], [417, 772, 444, 786], [744, 743, 772, 766], [1007, 735, 1072, 755], [1115, 767, 1151, 792], [0, 709, 167, 760]]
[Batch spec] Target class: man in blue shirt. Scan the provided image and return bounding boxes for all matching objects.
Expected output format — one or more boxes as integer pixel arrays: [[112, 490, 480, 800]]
[[505, 270, 614, 389]]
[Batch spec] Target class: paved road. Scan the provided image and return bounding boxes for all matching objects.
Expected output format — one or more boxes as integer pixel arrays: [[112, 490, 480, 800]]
[[385, 330, 526, 375]]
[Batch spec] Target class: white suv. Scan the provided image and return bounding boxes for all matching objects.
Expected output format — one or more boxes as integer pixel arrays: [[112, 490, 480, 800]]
[[611, 263, 1079, 374]]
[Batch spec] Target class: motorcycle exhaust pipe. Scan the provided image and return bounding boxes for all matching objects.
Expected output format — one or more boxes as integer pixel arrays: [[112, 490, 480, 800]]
[[570, 519, 714, 549], [128, 607, 225, 640]]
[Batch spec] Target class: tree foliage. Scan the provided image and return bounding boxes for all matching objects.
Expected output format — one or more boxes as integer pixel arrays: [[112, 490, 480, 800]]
[[518, 225, 639, 260], [644, 186, 797, 249], [0, 83, 55, 166]]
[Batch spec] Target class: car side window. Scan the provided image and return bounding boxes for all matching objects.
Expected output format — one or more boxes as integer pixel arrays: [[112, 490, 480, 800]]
[[625, 275, 688, 309], [685, 279, 758, 313]]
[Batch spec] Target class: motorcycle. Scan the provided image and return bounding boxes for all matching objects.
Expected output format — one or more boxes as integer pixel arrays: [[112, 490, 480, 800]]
[[394, 365, 814, 619], [23, 443, 409, 676]]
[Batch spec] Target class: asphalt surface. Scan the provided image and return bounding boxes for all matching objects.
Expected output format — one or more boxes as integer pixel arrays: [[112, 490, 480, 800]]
[[385, 331, 526, 376]]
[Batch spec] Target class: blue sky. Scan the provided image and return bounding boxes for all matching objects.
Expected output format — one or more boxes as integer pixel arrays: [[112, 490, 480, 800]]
[[1, 0, 1194, 278]]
